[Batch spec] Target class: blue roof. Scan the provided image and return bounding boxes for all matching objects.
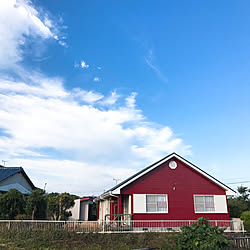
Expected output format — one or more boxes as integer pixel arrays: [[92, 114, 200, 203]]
[[0, 166, 35, 189], [0, 167, 23, 182]]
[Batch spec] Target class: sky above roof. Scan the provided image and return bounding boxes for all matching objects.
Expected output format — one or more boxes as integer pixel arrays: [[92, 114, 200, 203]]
[[0, 0, 249, 196]]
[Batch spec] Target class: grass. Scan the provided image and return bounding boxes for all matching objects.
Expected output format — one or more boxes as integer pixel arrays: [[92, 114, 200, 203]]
[[0, 231, 178, 249]]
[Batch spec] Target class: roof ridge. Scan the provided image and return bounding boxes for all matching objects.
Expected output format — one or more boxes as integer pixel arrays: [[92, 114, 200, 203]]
[[0, 167, 22, 170]]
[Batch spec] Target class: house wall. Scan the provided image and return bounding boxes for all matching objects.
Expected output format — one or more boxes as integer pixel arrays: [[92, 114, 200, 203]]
[[69, 199, 81, 221], [79, 200, 89, 221], [99, 199, 110, 220], [0, 173, 33, 194], [121, 158, 230, 220]]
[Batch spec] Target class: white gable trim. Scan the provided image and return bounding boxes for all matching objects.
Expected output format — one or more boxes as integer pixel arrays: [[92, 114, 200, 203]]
[[112, 153, 235, 196]]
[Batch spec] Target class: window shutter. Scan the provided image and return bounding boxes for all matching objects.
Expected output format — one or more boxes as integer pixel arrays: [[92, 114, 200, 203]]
[[214, 195, 228, 213], [133, 194, 146, 213]]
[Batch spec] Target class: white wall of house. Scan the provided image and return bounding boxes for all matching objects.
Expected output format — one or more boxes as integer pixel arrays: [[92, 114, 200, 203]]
[[69, 199, 91, 221], [0, 173, 33, 194], [69, 199, 81, 221], [99, 199, 110, 221], [79, 200, 89, 221]]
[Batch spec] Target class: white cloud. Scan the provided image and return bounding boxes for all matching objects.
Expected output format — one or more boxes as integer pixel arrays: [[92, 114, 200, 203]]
[[0, 0, 63, 67], [0, 0, 191, 195], [73, 88, 104, 103], [80, 60, 89, 68], [0, 76, 191, 194], [126, 92, 137, 109], [93, 77, 100, 82], [100, 91, 120, 106], [10, 158, 137, 195]]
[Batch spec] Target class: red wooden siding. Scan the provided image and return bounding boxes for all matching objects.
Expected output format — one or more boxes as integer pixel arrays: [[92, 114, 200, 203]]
[[121, 157, 230, 220]]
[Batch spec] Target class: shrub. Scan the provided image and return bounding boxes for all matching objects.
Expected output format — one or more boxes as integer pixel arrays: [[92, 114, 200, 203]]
[[177, 217, 231, 250], [240, 210, 250, 232]]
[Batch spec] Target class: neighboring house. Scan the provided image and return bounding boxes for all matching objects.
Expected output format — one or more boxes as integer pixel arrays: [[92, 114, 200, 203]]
[[69, 197, 97, 221], [95, 153, 235, 221], [0, 165, 36, 194]]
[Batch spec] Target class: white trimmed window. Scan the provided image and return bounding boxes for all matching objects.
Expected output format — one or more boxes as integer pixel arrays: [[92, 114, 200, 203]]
[[194, 195, 215, 212], [146, 195, 168, 213], [133, 194, 168, 213]]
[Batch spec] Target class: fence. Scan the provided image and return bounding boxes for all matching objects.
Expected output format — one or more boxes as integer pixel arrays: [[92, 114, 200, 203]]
[[0, 219, 244, 233], [230, 235, 250, 249]]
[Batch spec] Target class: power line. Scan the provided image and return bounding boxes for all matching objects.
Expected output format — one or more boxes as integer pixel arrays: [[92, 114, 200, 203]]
[[226, 181, 250, 185]]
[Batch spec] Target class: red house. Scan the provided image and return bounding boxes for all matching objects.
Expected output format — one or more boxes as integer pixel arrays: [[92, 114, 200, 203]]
[[95, 153, 235, 223]]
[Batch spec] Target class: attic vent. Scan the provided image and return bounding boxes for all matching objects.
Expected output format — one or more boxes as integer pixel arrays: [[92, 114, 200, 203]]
[[169, 160, 177, 169]]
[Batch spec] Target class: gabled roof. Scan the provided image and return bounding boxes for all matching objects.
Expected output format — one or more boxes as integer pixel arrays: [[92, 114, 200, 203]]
[[0, 166, 36, 190], [97, 153, 235, 199]]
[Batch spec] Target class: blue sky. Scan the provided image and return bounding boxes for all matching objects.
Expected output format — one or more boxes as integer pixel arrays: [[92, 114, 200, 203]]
[[0, 0, 249, 195]]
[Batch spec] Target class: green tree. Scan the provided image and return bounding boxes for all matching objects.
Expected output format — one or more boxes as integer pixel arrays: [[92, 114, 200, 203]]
[[177, 217, 231, 250], [47, 193, 75, 220], [47, 193, 60, 220], [240, 210, 250, 232], [237, 186, 250, 201], [0, 189, 25, 219], [58, 193, 75, 220], [228, 199, 248, 218], [26, 189, 47, 220], [228, 186, 250, 218]]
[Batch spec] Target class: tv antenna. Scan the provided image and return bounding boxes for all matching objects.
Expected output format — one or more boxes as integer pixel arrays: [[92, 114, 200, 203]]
[[113, 178, 121, 185], [2, 160, 7, 166]]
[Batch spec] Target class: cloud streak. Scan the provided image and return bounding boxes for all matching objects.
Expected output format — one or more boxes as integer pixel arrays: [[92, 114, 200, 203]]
[[145, 49, 168, 83]]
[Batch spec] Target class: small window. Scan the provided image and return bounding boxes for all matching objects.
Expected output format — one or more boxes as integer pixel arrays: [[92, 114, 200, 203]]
[[194, 195, 215, 213], [146, 195, 168, 213]]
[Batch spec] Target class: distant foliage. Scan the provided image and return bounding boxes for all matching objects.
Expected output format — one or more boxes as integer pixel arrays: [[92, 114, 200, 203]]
[[47, 192, 75, 220], [240, 210, 250, 232], [0, 189, 76, 220], [26, 189, 47, 220], [177, 217, 231, 250], [0, 189, 25, 219]]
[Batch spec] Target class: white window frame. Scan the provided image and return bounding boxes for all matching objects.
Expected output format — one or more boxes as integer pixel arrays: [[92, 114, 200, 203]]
[[194, 195, 215, 213], [146, 194, 168, 213]]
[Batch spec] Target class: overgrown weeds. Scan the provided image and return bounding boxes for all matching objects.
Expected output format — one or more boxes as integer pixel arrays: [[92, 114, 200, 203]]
[[0, 230, 178, 249]]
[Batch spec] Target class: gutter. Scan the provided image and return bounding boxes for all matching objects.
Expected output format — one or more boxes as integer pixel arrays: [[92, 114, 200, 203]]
[[94, 191, 119, 203]]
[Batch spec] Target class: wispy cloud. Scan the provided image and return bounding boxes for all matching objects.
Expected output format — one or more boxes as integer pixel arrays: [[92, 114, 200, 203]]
[[145, 49, 168, 83], [93, 77, 100, 82], [74, 60, 90, 69], [0, 0, 65, 68], [81, 60, 89, 68], [72, 88, 104, 103], [100, 91, 120, 106]]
